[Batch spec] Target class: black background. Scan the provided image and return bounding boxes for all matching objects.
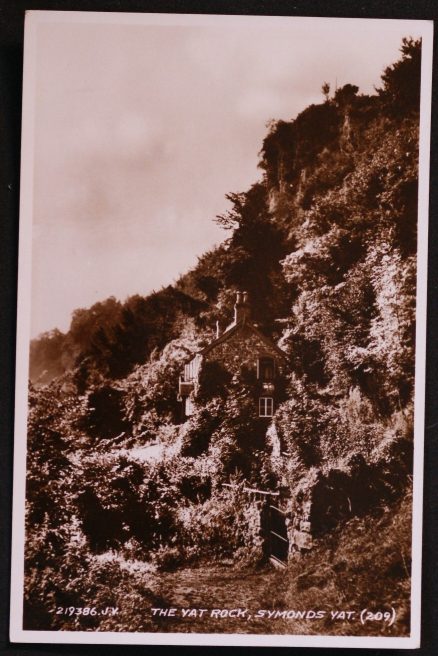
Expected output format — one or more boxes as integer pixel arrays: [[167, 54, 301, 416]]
[[1, 1, 437, 655]]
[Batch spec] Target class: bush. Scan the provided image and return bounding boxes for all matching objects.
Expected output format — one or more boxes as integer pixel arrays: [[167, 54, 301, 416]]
[[176, 481, 261, 562]]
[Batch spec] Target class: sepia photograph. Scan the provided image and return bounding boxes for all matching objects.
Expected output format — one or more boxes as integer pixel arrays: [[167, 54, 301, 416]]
[[9, 10, 433, 648]]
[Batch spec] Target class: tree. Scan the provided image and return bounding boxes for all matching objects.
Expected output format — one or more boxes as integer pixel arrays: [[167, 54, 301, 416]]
[[334, 83, 359, 107], [378, 37, 421, 115]]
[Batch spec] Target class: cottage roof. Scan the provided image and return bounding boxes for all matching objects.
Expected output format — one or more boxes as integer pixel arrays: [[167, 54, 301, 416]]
[[199, 313, 288, 362]]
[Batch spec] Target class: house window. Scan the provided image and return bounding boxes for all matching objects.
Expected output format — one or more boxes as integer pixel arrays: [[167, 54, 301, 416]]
[[259, 397, 274, 417], [257, 357, 275, 382]]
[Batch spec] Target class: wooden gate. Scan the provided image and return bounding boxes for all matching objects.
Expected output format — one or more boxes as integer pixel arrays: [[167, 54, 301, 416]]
[[268, 503, 289, 567], [222, 483, 289, 567]]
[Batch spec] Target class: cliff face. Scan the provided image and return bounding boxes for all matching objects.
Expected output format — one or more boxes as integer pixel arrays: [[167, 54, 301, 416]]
[[181, 41, 419, 533]]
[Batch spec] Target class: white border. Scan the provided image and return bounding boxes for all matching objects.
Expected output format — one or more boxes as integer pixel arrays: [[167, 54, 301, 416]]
[[10, 11, 434, 648]]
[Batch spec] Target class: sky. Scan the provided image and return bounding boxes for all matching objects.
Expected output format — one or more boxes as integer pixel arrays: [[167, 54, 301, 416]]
[[28, 13, 422, 337]]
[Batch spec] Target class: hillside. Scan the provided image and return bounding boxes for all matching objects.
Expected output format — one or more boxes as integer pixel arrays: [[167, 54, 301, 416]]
[[24, 38, 420, 635]]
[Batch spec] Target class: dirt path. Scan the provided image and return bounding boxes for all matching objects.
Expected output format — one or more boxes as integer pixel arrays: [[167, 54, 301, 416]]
[[146, 563, 315, 635]]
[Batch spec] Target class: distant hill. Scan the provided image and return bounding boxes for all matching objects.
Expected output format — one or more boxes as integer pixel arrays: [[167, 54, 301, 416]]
[[30, 288, 206, 385]]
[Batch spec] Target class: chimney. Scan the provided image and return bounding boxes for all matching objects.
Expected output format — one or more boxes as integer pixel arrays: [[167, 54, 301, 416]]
[[216, 320, 221, 338], [234, 290, 250, 324]]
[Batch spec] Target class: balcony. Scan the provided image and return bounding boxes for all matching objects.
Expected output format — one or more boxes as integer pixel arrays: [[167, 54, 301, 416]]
[[179, 377, 194, 397]]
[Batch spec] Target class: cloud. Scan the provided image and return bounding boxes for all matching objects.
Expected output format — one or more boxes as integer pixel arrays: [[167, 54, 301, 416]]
[[30, 17, 416, 336]]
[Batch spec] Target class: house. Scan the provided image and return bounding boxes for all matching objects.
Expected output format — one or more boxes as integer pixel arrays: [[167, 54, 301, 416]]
[[178, 291, 288, 419]]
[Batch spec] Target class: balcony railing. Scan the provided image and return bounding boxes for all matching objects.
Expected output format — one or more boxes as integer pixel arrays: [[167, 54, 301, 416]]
[[184, 354, 202, 382]]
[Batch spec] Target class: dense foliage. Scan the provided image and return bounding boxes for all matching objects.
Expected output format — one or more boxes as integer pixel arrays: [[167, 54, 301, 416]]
[[25, 39, 420, 633], [30, 289, 205, 385]]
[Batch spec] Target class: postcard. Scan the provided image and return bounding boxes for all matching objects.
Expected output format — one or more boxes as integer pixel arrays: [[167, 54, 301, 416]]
[[10, 10, 433, 648]]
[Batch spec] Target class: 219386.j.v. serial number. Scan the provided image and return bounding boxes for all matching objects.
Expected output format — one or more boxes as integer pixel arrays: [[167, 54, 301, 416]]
[[55, 606, 119, 616]]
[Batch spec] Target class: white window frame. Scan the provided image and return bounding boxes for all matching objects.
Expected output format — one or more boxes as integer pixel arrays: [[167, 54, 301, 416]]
[[259, 397, 274, 417]]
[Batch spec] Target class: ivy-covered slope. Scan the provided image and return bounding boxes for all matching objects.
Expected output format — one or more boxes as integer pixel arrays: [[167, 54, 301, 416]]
[[178, 38, 419, 479]]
